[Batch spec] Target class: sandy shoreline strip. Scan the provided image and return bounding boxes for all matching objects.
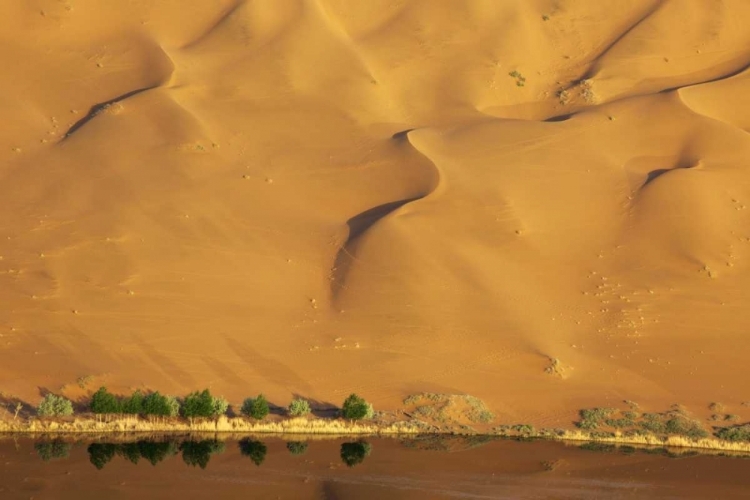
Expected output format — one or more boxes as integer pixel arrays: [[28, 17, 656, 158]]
[[2, 417, 750, 455]]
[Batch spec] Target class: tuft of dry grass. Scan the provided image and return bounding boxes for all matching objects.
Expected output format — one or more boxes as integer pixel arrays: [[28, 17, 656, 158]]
[[77, 375, 94, 389]]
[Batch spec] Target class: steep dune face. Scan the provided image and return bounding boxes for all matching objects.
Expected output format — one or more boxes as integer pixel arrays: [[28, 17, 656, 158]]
[[1, 0, 750, 426]]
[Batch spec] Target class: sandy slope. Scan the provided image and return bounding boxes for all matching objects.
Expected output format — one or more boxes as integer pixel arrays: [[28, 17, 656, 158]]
[[1, 0, 750, 428]]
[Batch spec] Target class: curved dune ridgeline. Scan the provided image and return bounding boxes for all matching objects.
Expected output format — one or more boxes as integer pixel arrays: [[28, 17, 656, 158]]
[[2, 0, 750, 434]]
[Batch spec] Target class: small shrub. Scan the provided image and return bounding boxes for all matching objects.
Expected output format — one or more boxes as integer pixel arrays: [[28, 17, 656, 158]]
[[577, 408, 615, 430], [241, 394, 269, 420], [709, 402, 725, 412], [37, 394, 74, 417], [664, 416, 708, 439], [288, 398, 311, 417], [166, 396, 180, 417], [510, 424, 535, 435], [639, 414, 667, 434], [76, 375, 93, 389], [605, 418, 635, 429], [341, 394, 372, 420], [239, 438, 267, 466], [90, 387, 121, 415], [211, 396, 229, 417], [286, 441, 308, 456], [340, 441, 371, 467]]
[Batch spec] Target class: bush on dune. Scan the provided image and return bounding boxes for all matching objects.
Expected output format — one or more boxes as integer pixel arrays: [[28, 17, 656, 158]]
[[241, 394, 270, 420], [37, 394, 74, 417], [341, 394, 373, 420]]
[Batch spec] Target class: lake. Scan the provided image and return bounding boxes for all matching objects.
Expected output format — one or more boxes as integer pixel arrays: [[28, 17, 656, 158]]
[[1, 435, 748, 499]]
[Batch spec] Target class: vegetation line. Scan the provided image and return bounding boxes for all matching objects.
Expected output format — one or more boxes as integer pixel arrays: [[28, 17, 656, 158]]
[[4, 388, 750, 454]]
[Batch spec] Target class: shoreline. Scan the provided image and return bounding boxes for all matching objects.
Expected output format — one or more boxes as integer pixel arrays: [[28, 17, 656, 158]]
[[2, 416, 750, 455]]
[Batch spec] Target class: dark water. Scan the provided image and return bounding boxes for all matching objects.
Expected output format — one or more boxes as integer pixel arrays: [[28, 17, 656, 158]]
[[1, 435, 749, 499]]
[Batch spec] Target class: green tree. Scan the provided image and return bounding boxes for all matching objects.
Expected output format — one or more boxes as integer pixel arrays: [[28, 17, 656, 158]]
[[37, 394, 74, 417], [288, 398, 311, 417], [341, 394, 372, 420], [286, 441, 308, 456], [182, 390, 214, 419], [142, 392, 180, 417], [340, 441, 371, 467], [90, 387, 121, 414], [241, 394, 269, 420], [142, 392, 168, 416], [88, 443, 117, 470], [239, 438, 267, 466], [122, 390, 145, 415]]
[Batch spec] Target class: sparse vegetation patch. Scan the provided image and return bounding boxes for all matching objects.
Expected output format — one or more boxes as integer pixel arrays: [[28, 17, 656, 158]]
[[509, 70, 526, 87], [403, 393, 493, 426]]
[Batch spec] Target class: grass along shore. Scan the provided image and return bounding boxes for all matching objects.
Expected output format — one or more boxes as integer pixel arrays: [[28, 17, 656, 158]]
[[2, 415, 750, 455], [0, 415, 422, 435]]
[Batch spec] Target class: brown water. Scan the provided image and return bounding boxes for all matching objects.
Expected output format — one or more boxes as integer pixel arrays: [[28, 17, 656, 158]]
[[0, 435, 748, 499]]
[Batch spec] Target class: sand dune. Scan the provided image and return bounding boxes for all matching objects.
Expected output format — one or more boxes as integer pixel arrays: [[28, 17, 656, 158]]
[[1, 0, 750, 429]]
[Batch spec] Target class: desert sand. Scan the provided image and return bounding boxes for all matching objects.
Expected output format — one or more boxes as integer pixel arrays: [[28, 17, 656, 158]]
[[1, 0, 750, 429]]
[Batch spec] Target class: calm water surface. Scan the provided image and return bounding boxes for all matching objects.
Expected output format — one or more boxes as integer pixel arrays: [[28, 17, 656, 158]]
[[1, 435, 749, 499]]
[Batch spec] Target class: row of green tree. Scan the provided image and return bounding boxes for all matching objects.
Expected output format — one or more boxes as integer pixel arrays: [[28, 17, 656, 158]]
[[36, 389, 374, 421], [67, 438, 371, 469]]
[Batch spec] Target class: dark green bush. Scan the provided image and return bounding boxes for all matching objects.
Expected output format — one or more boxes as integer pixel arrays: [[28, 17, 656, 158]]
[[181, 390, 214, 419], [715, 424, 750, 442], [90, 387, 121, 415], [121, 390, 144, 415], [142, 392, 179, 417], [240, 394, 269, 420], [341, 394, 372, 420], [577, 408, 615, 430]]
